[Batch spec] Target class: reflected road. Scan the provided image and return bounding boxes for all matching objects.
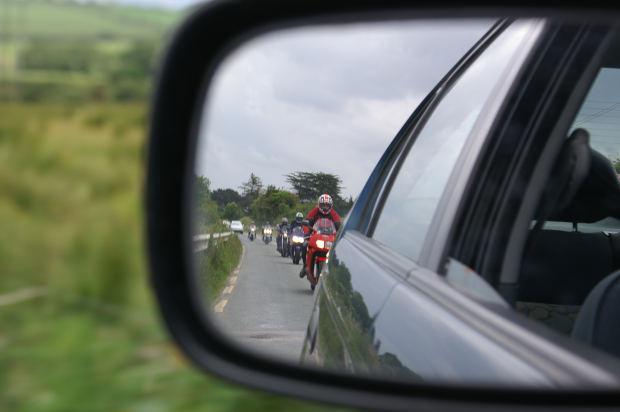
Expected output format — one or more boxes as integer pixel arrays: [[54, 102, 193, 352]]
[[214, 235, 316, 362]]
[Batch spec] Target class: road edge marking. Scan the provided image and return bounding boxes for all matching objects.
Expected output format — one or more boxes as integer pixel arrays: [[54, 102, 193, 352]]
[[214, 299, 228, 313], [213, 241, 245, 314]]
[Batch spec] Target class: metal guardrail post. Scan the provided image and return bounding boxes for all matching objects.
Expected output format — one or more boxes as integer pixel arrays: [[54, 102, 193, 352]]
[[193, 232, 233, 252]]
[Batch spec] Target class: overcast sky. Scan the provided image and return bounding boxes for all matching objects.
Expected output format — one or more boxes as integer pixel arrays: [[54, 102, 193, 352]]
[[196, 20, 492, 198]]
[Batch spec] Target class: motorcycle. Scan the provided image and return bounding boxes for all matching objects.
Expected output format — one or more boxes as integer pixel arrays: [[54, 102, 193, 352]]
[[248, 226, 256, 241], [304, 218, 336, 292], [289, 226, 305, 265], [276, 226, 290, 257], [281, 229, 290, 257], [262, 226, 272, 244]]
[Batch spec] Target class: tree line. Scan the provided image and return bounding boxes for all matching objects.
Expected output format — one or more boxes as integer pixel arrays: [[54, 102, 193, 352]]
[[194, 172, 355, 232]]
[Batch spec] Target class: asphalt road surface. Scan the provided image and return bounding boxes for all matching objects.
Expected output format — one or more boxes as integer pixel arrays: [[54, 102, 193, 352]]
[[213, 234, 317, 363]]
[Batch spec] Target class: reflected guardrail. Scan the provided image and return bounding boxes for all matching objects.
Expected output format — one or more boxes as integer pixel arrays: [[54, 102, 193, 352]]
[[193, 232, 233, 252]]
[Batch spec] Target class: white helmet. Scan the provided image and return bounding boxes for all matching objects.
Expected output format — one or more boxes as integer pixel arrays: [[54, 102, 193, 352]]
[[318, 193, 333, 214]]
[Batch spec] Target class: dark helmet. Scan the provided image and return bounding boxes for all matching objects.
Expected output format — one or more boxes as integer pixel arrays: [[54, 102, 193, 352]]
[[318, 193, 333, 214]]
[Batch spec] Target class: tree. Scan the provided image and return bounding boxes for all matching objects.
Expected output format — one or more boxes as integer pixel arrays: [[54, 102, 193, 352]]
[[194, 175, 219, 231], [251, 187, 299, 224], [211, 188, 241, 209], [222, 202, 242, 221], [335, 195, 355, 217], [285, 171, 343, 203], [195, 175, 211, 206], [239, 173, 263, 212]]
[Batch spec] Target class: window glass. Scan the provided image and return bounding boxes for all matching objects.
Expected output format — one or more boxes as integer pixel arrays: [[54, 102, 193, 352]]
[[372, 23, 532, 261], [572, 67, 620, 164], [518, 59, 620, 340]]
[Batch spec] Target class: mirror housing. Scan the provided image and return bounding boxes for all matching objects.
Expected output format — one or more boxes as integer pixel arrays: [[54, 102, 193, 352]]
[[147, 0, 620, 410], [302, 219, 311, 227]]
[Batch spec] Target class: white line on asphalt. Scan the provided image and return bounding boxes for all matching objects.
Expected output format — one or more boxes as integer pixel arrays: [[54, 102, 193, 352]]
[[229, 276, 238, 285], [214, 299, 228, 313], [223, 286, 234, 295]]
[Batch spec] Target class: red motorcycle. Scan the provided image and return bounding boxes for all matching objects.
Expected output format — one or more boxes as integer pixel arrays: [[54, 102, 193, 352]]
[[304, 218, 336, 291]]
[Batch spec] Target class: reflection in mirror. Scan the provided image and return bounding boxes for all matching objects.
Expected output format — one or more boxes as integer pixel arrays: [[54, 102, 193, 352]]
[[193, 20, 492, 370]]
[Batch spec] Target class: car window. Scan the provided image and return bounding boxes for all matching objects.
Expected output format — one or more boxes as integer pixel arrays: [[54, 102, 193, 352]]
[[517, 41, 620, 351], [372, 23, 533, 262]]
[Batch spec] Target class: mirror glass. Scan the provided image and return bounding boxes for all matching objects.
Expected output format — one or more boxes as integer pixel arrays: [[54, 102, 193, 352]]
[[193, 19, 496, 374]]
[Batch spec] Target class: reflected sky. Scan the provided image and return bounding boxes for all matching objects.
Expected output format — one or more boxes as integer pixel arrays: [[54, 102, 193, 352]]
[[197, 20, 492, 197]]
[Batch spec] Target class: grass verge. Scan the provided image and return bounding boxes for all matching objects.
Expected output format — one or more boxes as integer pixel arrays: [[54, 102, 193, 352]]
[[200, 235, 243, 303]]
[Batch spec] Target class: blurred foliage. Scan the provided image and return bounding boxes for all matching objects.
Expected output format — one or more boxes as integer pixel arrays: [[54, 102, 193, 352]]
[[0, 103, 344, 411], [211, 188, 242, 210], [0, 4, 349, 410], [251, 186, 300, 225], [222, 202, 243, 221], [0, 1, 170, 102]]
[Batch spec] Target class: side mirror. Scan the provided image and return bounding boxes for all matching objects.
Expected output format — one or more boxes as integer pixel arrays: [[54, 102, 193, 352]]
[[301, 219, 310, 227], [146, 1, 620, 410]]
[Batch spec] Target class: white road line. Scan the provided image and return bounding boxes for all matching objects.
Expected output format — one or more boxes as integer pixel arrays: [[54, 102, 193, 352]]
[[229, 276, 238, 285], [214, 299, 228, 313], [223, 286, 234, 295], [0, 287, 47, 307]]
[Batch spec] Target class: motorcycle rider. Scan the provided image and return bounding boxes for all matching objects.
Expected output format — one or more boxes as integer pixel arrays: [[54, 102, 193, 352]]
[[276, 217, 290, 253], [248, 222, 256, 239], [289, 212, 306, 263], [262, 221, 272, 241], [300, 194, 341, 279]]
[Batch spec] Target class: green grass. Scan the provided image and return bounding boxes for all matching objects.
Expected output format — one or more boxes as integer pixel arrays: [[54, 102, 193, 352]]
[[0, 1, 180, 40], [201, 235, 243, 303], [0, 104, 347, 411]]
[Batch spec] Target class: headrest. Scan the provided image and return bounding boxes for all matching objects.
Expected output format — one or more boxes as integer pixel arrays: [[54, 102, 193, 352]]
[[551, 147, 620, 223], [535, 128, 591, 225]]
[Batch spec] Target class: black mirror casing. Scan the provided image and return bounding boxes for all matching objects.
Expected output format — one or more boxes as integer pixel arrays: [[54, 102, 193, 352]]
[[146, 0, 620, 410]]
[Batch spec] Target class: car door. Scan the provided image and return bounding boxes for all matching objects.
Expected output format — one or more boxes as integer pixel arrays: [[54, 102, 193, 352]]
[[302, 19, 620, 386], [301, 19, 543, 378]]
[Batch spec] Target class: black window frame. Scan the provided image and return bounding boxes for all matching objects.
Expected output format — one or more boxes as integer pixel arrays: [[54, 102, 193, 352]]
[[446, 22, 614, 299]]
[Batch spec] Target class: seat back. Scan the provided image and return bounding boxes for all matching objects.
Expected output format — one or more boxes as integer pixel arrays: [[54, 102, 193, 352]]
[[520, 230, 614, 305], [572, 271, 620, 358]]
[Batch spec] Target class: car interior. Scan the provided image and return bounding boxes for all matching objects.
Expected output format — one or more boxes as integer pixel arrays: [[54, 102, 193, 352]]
[[515, 30, 620, 359]]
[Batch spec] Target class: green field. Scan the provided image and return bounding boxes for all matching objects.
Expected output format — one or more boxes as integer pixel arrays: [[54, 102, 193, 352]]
[[0, 104, 341, 411], [0, 1, 179, 39], [0, 0, 180, 102]]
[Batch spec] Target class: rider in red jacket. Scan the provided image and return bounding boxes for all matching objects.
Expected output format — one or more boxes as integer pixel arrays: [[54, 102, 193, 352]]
[[300, 193, 341, 281]]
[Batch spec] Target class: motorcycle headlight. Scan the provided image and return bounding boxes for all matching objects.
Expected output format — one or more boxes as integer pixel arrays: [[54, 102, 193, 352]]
[[316, 240, 325, 249], [292, 236, 304, 243], [283, 233, 288, 237]]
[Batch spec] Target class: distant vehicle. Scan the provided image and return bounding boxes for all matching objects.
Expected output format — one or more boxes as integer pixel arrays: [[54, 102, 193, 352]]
[[230, 220, 243, 233]]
